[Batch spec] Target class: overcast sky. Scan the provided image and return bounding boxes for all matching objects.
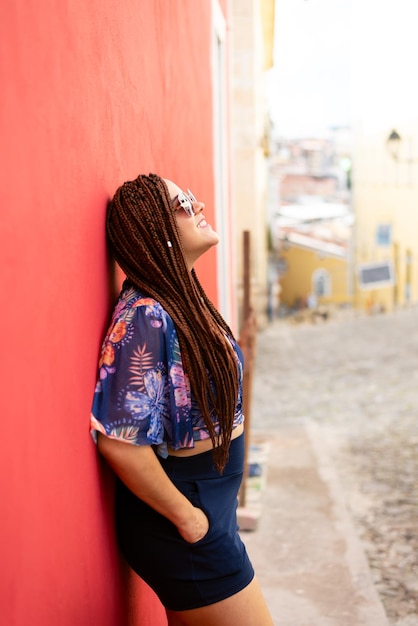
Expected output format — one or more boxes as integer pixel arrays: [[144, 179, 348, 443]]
[[267, 0, 352, 138], [268, 0, 418, 139]]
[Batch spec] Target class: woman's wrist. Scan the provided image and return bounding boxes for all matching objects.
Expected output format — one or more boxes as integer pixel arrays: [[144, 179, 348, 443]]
[[176, 505, 209, 543]]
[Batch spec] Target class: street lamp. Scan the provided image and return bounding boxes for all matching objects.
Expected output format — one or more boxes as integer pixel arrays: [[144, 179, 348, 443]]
[[386, 129, 418, 163]]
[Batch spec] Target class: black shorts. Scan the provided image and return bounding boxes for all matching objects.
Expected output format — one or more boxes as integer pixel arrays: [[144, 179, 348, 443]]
[[115, 432, 254, 611]]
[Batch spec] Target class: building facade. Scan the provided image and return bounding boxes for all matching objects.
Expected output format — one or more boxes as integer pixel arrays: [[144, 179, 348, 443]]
[[352, 123, 418, 312], [230, 0, 276, 329], [1, 2, 232, 625], [273, 136, 353, 312]]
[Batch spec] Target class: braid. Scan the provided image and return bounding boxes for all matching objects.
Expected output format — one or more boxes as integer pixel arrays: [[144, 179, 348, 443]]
[[106, 174, 239, 472]]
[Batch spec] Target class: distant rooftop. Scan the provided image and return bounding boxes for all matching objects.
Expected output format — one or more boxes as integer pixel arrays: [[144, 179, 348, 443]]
[[277, 201, 352, 223]]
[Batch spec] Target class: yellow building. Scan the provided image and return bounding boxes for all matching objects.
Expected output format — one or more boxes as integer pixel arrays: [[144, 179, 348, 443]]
[[274, 138, 353, 313], [278, 234, 350, 310], [352, 124, 418, 312]]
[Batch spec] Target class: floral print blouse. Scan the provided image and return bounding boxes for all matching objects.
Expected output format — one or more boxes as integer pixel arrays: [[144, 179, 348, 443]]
[[90, 282, 244, 457]]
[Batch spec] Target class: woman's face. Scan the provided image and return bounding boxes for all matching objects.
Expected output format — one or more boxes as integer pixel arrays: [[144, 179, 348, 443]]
[[164, 179, 219, 270]]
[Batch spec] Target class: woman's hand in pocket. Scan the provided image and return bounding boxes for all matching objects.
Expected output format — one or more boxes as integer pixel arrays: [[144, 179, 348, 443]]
[[178, 506, 209, 543]]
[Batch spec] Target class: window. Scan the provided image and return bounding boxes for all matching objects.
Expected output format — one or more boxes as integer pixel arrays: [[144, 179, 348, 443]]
[[376, 224, 392, 246], [312, 269, 331, 297]]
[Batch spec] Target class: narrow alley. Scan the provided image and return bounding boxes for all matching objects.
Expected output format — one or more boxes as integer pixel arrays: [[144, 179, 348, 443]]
[[244, 306, 418, 626]]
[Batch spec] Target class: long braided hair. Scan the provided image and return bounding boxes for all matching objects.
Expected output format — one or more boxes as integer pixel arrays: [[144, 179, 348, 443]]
[[106, 173, 239, 472]]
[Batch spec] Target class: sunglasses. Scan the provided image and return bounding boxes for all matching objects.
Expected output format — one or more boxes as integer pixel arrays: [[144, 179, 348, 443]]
[[175, 189, 197, 217]]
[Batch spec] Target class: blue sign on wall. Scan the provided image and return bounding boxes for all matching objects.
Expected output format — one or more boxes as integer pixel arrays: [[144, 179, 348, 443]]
[[376, 224, 392, 246]]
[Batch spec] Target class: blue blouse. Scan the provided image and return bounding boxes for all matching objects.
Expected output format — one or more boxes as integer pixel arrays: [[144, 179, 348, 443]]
[[90, 282, 244, 457]]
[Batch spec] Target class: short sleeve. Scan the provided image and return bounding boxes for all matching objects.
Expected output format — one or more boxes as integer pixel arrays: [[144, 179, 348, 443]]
[[90, 292, 195, 456]]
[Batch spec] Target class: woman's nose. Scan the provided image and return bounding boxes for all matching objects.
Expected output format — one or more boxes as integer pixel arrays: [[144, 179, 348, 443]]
[[193, 201, 205, 213]]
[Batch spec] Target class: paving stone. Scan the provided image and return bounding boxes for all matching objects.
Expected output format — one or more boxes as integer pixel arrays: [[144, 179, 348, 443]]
[[249, 306, 418, 626]]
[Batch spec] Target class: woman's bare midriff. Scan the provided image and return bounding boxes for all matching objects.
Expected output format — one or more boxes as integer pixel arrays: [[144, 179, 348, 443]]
[[167, 423, 244, 457]]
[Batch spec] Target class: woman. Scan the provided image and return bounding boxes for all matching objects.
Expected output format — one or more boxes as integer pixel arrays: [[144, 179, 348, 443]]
[[90, 174, 274, 626]]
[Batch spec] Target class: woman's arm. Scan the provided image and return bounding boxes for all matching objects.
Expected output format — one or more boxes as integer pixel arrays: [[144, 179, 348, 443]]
[[97, 433, 209, 543]]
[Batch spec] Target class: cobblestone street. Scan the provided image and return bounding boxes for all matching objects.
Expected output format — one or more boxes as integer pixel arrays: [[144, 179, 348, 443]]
[[251, 306, 418, 626]]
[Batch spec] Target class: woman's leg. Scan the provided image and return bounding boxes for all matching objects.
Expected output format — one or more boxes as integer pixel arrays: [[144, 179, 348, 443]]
[[165, 577, 274, 626]]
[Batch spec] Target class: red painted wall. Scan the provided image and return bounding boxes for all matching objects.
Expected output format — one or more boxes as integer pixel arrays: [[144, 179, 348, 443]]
[[0, 1, 228, 624]]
